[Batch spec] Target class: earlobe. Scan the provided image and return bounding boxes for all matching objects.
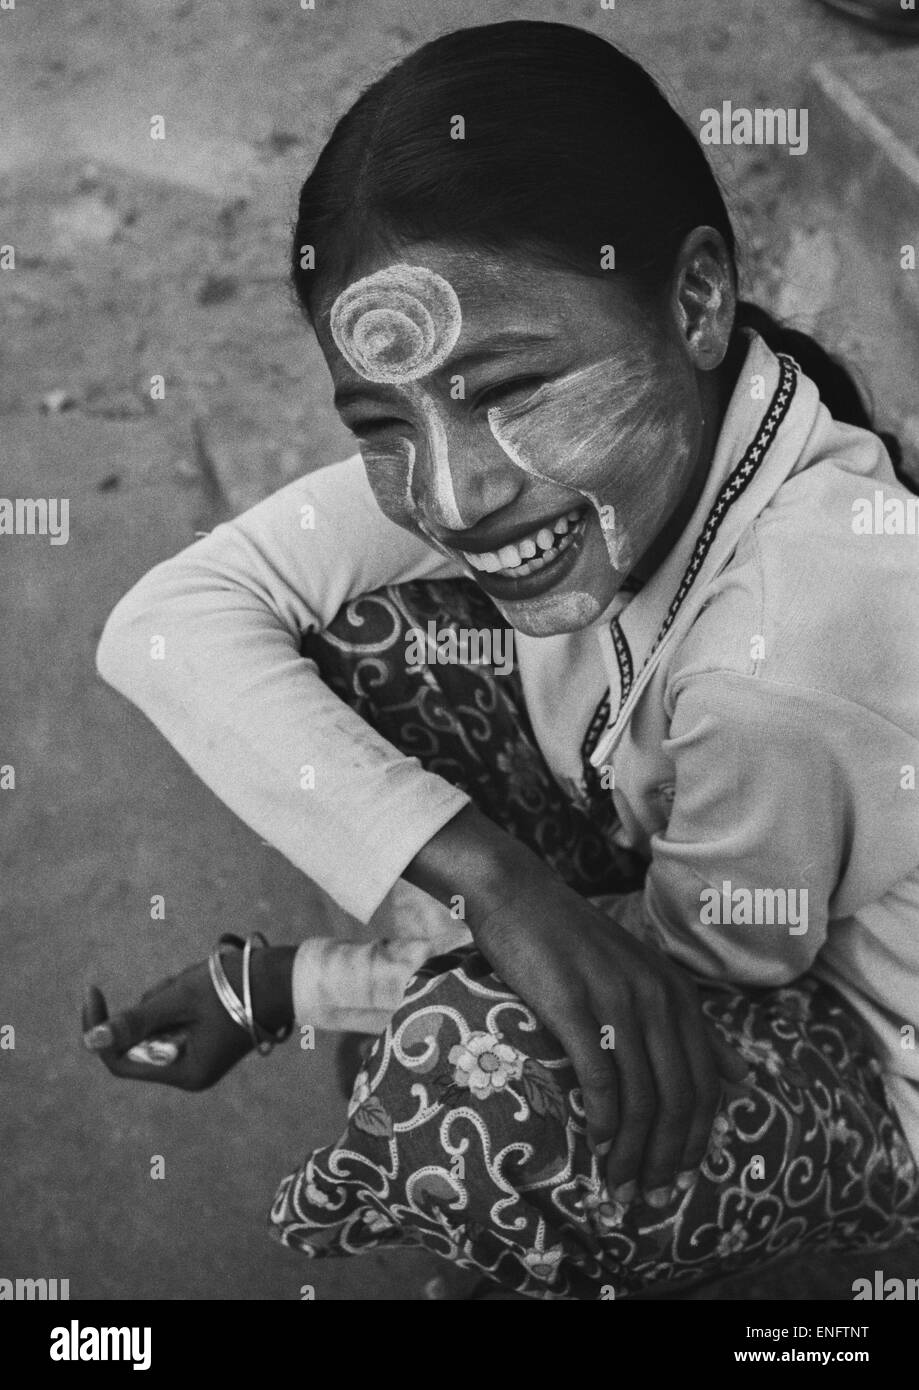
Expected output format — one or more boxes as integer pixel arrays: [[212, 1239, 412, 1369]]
[[672, 227, 736, 371]]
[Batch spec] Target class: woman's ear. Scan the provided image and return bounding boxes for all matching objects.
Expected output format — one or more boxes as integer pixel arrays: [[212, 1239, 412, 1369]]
[[669, 226, 736, 371]]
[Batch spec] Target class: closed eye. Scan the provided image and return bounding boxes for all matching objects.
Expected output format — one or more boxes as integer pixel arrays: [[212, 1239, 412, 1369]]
[[344, 376, 547, 435], [346, 417, 408, 439], [474, 376, 546, 411]]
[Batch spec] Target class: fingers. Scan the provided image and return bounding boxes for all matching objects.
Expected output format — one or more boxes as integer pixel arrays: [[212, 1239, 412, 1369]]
[[671, 1007, 724, 1189], [125, 1034, 186, 1068], [82, 985, 145, 1054], [83, 1000, 185, 1083], [632, 1001, 696, 1203], [82, 983, 185, 1065], [553, 1001, 620, 1162], [599, 1015, 657, 1199], [81, 968, 253, 1092], [96, 1003, 156, 1054]]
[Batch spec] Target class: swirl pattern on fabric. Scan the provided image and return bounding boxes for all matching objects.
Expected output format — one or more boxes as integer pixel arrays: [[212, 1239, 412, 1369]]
[[270, 957, 919, 1300]]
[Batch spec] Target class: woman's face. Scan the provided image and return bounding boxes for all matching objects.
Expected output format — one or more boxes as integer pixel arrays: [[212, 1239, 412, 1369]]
[[314, 239, 731, 637]]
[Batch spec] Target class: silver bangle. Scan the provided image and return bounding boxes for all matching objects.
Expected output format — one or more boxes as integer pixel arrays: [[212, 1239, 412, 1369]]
[[243, 931, 275, 1055], [208, 932, 289, 1055], [208, 949, 247, 1032]]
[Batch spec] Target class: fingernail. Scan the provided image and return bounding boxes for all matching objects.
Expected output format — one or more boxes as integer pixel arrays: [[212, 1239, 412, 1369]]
[[593, 1139, 613, 1159], [612, 1180, 637, 1204], [644, 1185, 672, 1208], [83, 1024, 113, 1051], [126, 1039, 180, 1067], [675, 1169, 698, 1192]]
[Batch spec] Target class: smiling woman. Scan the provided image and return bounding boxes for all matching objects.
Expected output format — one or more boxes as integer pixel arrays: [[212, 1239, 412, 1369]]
[[92, 19, 919, 1299], [314, 239, 724, 637]]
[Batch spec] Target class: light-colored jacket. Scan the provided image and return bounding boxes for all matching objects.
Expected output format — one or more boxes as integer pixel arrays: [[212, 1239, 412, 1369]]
[[97, 334, 919, 1157]]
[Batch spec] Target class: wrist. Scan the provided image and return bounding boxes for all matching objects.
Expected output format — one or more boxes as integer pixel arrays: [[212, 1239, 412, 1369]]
[[403, 804, 536, 931], [222, 944, 296, 1038]]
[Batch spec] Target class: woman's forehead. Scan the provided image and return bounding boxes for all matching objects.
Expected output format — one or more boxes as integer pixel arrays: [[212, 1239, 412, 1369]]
[[316, 243, 639, 379], [319, 242, 616, 320]]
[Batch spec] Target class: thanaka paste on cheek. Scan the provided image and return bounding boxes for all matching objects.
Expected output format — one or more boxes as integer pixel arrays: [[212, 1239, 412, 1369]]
[[331, 263, 468, 529], [488, 348, 697, 575], [410, 388, 465, 529], [491, 588, 605, 637], [360, 395, 465, 530]]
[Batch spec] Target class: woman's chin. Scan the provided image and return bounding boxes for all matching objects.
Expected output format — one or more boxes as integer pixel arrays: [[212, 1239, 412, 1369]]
[[483, 530, 624, 636], [495, 586, 609, 636]]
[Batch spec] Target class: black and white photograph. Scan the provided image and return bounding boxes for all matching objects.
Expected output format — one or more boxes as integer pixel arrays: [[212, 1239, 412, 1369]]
[[3, 0, 919, 1351]]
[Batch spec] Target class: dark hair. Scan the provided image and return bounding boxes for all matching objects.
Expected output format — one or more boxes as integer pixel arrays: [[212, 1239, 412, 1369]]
[[292, 20, 908, 482]]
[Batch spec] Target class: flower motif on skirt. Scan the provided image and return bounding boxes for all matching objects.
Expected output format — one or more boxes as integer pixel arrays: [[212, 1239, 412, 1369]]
[[522, 1246, 565, 1282], [448, 1032, 525, 1099], [578, 1187, 629, 1231], [736, 1035, 783, 1077], [717, 1220, 750, 1257], [347, 1073, 372, 1118], [304, 1180, 334, 1209]]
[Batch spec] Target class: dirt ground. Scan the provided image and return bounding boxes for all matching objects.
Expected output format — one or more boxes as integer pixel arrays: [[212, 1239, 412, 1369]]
[[2, 0, 918, 1300]]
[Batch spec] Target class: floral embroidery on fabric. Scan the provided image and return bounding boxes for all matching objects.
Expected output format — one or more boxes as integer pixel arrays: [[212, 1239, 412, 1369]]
[[270, 960, 919, 1300], [448, 1032, 525, 1099]]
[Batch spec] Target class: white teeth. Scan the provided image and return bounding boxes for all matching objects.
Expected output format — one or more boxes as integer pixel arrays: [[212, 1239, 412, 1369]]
[[461, 510, 584, 578], [463, 549, 503, 573]]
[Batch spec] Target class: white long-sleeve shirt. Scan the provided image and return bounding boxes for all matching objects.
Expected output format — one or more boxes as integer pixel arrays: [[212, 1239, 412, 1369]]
[[97, 333, 919, 1158]]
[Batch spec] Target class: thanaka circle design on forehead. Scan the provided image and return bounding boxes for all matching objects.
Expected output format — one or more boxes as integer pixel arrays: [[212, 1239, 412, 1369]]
[[330, 264, 462, 384]]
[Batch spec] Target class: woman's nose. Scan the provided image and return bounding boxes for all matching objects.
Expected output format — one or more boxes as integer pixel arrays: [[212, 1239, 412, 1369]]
[[412, 399, 522, 533]]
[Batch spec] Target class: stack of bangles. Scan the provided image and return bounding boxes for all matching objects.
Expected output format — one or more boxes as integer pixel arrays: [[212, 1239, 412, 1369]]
[[207, 932, 292, 1055]]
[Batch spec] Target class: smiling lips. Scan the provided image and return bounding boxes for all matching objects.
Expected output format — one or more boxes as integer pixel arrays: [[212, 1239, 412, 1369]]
[[459, 509, 586, 578]]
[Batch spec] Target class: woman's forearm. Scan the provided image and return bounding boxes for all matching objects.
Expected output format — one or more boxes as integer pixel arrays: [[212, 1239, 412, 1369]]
[[402, 803, 537, 931]]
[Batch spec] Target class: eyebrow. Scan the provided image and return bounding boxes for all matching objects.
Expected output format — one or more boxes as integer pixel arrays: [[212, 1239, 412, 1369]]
[[332, 330, 558, 411]]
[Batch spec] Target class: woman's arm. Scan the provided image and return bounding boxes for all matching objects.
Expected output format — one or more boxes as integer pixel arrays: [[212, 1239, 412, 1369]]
[[96, 455, 468, 923], [404, 802, 750, 1201], [398, 669, 875, 1199]]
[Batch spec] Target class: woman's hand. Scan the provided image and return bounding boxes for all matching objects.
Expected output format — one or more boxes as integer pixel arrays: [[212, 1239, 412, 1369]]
[[82, 946, 296, 1091], [406, 806, 749, 1204]]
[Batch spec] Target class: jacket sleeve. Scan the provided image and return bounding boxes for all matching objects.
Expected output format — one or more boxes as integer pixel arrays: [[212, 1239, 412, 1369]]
[[96, 454, 470, 922]]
